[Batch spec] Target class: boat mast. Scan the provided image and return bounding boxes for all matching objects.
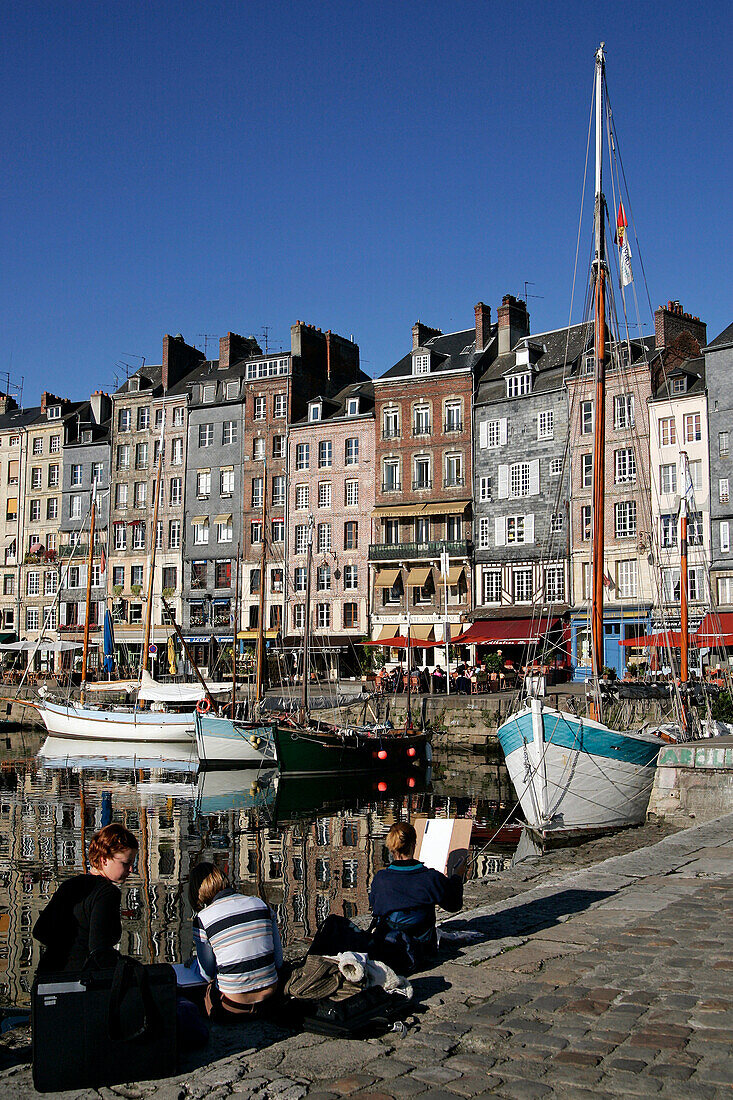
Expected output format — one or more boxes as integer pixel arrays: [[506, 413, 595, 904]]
[[79, 482, 97, 706], [255, 460, 267, 704], [590, 42, 607, 722], [142, 416, 165, 676], [300, 514, 314, 722], [231, 540, 240, 716], [679, 451, 689, 685], [405, 607, 412, 725]]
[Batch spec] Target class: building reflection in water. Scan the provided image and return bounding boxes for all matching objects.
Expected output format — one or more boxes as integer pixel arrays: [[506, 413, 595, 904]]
[[0, 734, 515, 1007]]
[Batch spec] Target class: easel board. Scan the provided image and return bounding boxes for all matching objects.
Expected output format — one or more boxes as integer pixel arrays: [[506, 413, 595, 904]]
[[414, 817, 473, 875]]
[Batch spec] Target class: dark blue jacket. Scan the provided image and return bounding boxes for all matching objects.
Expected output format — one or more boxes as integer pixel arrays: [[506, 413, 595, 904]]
[[369, 859, 463, 938]]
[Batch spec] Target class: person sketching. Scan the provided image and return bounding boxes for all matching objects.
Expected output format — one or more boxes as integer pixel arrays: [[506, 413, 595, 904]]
[[33, 823, 138, 975]]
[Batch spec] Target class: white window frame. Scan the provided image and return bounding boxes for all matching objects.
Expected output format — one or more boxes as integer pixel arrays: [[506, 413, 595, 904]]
[[537, 410, 554, 440]]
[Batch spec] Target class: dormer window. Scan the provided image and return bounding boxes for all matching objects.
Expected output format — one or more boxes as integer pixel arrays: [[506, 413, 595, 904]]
[[47, 405, 61, 420], [225, 381, 239, 400], [346, 397, 359, 416], [129, 377, 140, 393], [412, 353, 430, 375], [582, 351, 595, 375], [309, 402, 322, 422], [202, 383, 216, 403], [671, 376, 687, 395], [506, 373, 532, 398], [81, 430, 93, 444], [515, 346, 531, 368]]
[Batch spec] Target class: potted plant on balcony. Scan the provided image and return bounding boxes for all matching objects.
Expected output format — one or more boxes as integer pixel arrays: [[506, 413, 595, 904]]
[[130, 584, 142, 597], [162, 586, 175, 598], [112, 585, 123, 597]]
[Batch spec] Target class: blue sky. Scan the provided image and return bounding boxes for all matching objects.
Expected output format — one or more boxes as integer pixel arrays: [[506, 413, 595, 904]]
[[2, 0, 729, 399]]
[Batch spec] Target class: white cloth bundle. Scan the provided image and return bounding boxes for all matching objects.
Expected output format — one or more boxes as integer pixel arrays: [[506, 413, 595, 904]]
[[327, 951, 413, 1000]]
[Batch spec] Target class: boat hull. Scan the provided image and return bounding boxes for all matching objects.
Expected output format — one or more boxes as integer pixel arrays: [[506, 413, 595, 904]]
[[274, 723, 429, 775], [497, 704, 660, 840], [195, 713, 277, 768], [37, 700, 195, 744]]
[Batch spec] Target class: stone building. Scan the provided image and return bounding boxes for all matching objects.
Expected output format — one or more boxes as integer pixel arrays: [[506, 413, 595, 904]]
[[369, 305, 489, 665], [286, 381, 375, 677], [704, 322, 733, 618], [0, 398, 40, 643]]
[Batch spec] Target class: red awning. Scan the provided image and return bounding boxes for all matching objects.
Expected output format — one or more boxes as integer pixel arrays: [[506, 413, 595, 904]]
[[695, 612, 733, 647], [619, 631, 684, 648], [456, 617, 558, 646]]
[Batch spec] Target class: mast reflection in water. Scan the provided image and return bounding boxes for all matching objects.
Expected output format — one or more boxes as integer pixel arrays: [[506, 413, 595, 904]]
[[0, 729, 515, 1007]]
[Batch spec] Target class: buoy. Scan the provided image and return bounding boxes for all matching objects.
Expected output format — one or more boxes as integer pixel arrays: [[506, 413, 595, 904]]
[[407, 746, 416, 757], [196, 698, 211, 714], [407, 777, 416, 788], [249, 736, 261, 747], [378, 749, 388, 760], [378, 781, 388, 792]]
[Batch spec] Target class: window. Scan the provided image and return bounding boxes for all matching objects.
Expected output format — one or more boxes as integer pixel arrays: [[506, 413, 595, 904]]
[[720, 479, 730, 504], [545, 566, 564, 601], [27, 572, 40, 596], [383, 519, 399, 545], [293, 604, 305, 630], [413, 456, 431, 490], [507, 373, 531, 397], [480, 418, 507, 449], [445, 453, 463, 487], [50, 434, 60, 453], [172, 406, 185, 427], [32, 437, 43, 455], [617, 559, 638, 598], [343, 602, 358, 629], [30, 500, 41, 521], [132, 522, 146, 550], [70, 494, 82, 519], [67, 565, 81, 588], [253, 437, 265, 461], [252, 477, 263, 508], [202, 383, 216, 403], [274, 394, 287, 418], [169, 519, 181, 548], [659, 417, 676, 446], [46, 498, 58, 520], [689, 460, 703, 491], [314, 440, 331, 469], [170, 477, 182, 505], [222, 420, 237, 445], [660, 464, 677, 495], [91, 461, 103, 484], [613, 394, 634, 430], [270, 567, 284, 594], [220, 468, 235, 496], [193, 519, 209, 545], [718, 577, 733, 604], [317, 564, 331, 591], [550, 457, 563, 476], [171, 438, 183, 465], [510, 462, 530, 497], [296, 443, 310, 471], [581, 453, 593, 489], [117, 444, 130, 470], [197, 469, 211, 498], [660, 514, 677, 548], [581, 504, 592, 540], [513, 568, 533, 601], [413, 405, 430, 436], [689, 512, 703, 546], [477, 516, 490, 549], [26, 608, 39, 632], [344, 521, 358, 550], [383, 408, 399, 439], [253, 397, 266, 420], [550, 511, 564, 533], [118, 408, 131, 432], [662, 568, 681, 603], [273, 434, 285, 458], [134, 481, 147, 508], [684, 412, 701, 442], [317, 603, 331, 629], [477, 476, 490, 502], [114, 523, 127, 551], [317, 523, 332, 553], [152, 436, 163, 464], [198, 424, 213, 447], [224, 380, 239, 401], [131, 564, 144, 587], [413, 354, 430, 375], [294, 566, 307, 593], [272, 475, 286, 506], [308, 402, 321, 422], [318, 482, 331, 508], [135, 442, 148, 469], [537, 410, 554, 440], [48, 464, 59, 487], [154, 408, 164, 429], [31, 467, 42, 489], [483, 570, 501, 603], [345, 480, 358, 507], [343, 564, 357, 590], [217, 518, 233, 543], [295, 485, 309, 510], [614, 448, 636, 484], [721, 521, 730, 554], [719, 431, 730, 458], [506, 516, 526, 544], [382, 459, 400, 492], [614, 501, 637, 538], [580, 401, 594, 434], [445, 401, 462, 432], [295, 525, 309, 554], [137, 407, 150, 430], [271, 519, 284, 543], [44, 571, 58, 596], [671, 376, 687, 394], [7, 460, 18, 485], [345, 437, 358, 465]]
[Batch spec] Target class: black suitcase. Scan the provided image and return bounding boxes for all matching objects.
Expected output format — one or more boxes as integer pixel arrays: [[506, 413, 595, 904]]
[[32, 955, 177, 1092], [301, 985, 408, 1037]]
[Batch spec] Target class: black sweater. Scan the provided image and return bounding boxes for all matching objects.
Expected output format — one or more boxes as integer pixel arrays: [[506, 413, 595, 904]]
[[33, 874, 122, 974], [369, 859, 463, 930]]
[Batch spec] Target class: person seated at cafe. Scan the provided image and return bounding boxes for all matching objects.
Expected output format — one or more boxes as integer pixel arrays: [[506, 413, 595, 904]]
[[431, 664, 447, 693], [369, 822, 464, 971], [33, 823, 138, 975], [454, 665, 472, 694], [189, 862, 282, 1022]]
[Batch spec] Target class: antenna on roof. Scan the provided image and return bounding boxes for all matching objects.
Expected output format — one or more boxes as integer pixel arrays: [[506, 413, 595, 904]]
[[523, 281, 544, 301], [113, 353, 145, 392], [0, 371, 23, 408], [259, 326, 271, 353], [196, 335, 218, 358]]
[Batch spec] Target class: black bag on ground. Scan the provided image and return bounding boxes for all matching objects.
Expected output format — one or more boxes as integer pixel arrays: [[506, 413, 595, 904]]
[[32, 954, 177, 1092], [300, 984, 409, 1037]]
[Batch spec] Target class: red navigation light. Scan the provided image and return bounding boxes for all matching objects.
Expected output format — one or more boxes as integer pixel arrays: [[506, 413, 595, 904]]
[[378, 749, 388, 760], [407, 747, 416, 757], [378, 781, 388, 792], [407, 777, 416, 788]]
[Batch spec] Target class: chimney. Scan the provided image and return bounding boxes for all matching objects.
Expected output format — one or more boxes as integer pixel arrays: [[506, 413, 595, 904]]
[[218, 332, 262, 369], [162, 334, 205, 391], [89, 391, 111, 425], [0, 394, 18, 416], [40, 392, 65, 414], [654, 301, 707, 351], [474, 302, 491, 353], [411, 321, 443, 349], [497, 294, 530, 356]]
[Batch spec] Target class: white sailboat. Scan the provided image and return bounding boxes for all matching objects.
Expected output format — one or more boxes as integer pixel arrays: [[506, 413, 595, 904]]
[[497, 45, 667, 841]]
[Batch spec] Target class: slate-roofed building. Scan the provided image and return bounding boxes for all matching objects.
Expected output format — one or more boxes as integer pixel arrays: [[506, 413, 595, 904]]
[[472, 301, 573, 663], [369, 304, 490, 663], [286, 381, 375, 677], [704, 321, 733, 617], [0, 398, 42, 645]]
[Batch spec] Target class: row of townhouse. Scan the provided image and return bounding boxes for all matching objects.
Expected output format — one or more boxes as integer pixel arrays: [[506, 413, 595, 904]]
[[3, 298, 731, 681]]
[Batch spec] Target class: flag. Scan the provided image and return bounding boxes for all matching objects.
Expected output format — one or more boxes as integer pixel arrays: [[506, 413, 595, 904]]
[[616, 202, 633, 287], [100, 546, 107, 575], [603, 570, 615, 590]]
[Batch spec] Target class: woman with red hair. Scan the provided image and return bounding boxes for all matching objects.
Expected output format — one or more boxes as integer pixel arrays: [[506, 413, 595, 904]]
[[33, 823, 138, 975]]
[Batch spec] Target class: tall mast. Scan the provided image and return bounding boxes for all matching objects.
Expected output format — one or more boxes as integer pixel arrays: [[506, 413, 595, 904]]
[[80, 481, 97, 706], [590, 42, 607, 722], [679, 451, 689, 684], [231, 540, 240, 716], [142, 415, 165, 676], [300, 514, 314, 722], [255, 460, 267, 703]]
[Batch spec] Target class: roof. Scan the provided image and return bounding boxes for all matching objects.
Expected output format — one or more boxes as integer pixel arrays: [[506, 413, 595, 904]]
[[651, 356, 706, 400], [290, 379, 374, 427], [475, 323, 589, 403], [377, 326, 492, 383], [705, 322, 733, 351]]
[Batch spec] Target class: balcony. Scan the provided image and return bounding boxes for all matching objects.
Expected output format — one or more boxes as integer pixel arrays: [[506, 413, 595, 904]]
[[381, 482, 402, 493], [444, 421, 464, 433], [412, 425, 431, 437], [412, 479, 432, 491], [369, 539, 471, 561], [444, 476, 466, 488], [382, 428, 400, 440]]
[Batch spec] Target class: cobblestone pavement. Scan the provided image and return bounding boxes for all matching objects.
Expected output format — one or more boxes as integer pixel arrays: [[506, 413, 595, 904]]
[[2, 814, 733, 1098]]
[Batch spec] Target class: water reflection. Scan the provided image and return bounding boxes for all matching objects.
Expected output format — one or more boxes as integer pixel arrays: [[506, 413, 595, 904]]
[[0, 728, 517, 1007]]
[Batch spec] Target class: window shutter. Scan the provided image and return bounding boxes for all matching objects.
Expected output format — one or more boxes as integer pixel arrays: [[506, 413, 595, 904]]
[[529, 459, 540, 496], [494, 517, 506, 546], [525, 514, 535, 543], [479, 421, 488, 449], [59, 602, 68, 627], [498, 465, 509, 499], [722, 521, 730, 553], [79, 600, 87, 624], [499, 418, 508, 445]]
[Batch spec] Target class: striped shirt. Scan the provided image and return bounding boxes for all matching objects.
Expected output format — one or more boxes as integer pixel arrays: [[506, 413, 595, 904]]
[[193, 888, 282, 995]]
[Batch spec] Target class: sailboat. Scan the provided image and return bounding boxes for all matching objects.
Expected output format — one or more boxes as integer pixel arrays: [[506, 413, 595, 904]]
[[496, 45, 668, 841]]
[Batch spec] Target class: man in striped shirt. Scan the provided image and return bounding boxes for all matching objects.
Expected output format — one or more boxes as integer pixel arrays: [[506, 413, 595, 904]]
[[189, 863, 283, 1021]]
